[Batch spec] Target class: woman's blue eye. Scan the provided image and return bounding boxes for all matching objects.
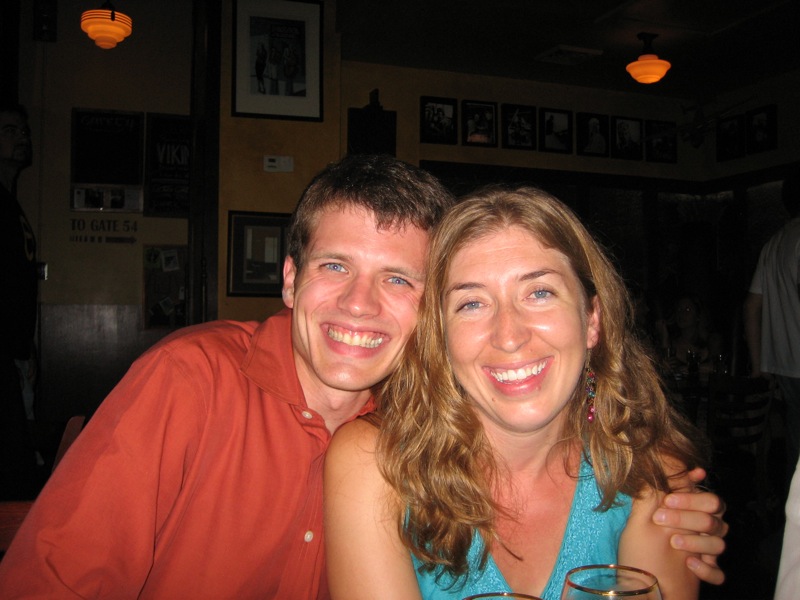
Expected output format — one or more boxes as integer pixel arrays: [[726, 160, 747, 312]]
[[532, 289, 551, 299], [459, 300, 482, 311]]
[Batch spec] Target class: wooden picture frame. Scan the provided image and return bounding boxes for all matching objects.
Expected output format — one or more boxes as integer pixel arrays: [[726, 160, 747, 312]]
[[501, 103, 535, 150], [645, 120, 677, 163], [420, 96, 457, 145], [576, 112, 609, 157], [461, 100, 497, 147], [610, 116, 643, 160], [232, 0, 322, 121], [539, 108, 573, 154], [227, 211, 291, 297]]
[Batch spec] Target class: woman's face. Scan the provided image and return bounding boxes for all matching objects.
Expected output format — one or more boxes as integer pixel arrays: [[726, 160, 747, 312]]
[[443, 226, 600, 438]]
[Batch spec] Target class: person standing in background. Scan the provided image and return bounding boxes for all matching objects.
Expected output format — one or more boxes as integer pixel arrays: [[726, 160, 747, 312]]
[[0, 102, 40, 500], [744, 172, 800, 600]]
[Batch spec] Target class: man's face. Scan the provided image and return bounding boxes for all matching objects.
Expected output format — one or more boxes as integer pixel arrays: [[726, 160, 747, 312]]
[[282, 204, 429, 410], [0, 112, 32, 168]]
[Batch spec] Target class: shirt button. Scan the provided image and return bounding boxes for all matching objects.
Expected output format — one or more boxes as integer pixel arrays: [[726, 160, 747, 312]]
[[304, 530, 314, 542], [301, 410, 313, 420]]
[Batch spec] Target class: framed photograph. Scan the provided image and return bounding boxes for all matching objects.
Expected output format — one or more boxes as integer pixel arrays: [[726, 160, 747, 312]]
[[461, 100, 497, 147], [746, 104, 777, 154], [645, 120, 678, 163], [610, 116, 643, 160], [716, 115, 746, 161], [227, 211, 291, 297], [232, 0, 322, 121], [501, 104, 535, 150], [420, 96, 457, 144], [539, 108, 573, 154], [143, 245, 188, 329], [576, 112, 609, 157]]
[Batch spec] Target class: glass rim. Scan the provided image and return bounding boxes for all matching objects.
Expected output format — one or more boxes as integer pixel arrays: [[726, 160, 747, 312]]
[[563, 564, 659, 596], [461, 593, 543, 600]]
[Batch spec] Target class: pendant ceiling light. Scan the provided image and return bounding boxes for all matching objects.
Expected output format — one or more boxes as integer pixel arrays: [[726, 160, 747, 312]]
[[81, 1, 132, 49], [626, 32, 671, 84]]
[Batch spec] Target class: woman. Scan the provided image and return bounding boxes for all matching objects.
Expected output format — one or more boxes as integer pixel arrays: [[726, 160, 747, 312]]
[[325, 187, 719, 599]]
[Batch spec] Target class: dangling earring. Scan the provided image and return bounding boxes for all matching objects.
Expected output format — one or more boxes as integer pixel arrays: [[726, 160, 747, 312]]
[[585, 365, 597, 423]]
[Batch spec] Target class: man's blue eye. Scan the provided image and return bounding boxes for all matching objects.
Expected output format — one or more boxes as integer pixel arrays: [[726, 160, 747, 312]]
[[388, 276, 409, 286]]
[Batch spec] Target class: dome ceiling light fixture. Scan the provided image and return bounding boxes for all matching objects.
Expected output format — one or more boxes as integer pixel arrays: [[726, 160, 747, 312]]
[[81, 1, 132, 49], [626, 32, 671, 84]]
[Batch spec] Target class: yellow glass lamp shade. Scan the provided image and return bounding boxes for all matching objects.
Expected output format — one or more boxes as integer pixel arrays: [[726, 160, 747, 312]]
[[626, 53, 671, 84], [81, 8, 132, 49]]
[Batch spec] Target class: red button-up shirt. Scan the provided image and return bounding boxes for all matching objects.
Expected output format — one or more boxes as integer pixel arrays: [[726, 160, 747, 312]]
[[0, 309, 375, 599]]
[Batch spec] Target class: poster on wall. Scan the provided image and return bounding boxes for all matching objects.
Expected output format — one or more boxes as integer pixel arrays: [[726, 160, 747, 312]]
[[143, 245, 187, 329], [71, 108, 144, 212], [145, 114, 191, 217]]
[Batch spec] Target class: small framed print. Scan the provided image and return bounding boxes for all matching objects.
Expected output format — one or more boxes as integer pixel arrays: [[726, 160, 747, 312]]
[[232, 0, 322, 121], [716, 115, 746, 161], [611, 116, 643, 160], [576, 112, 609, 157], [539, 108, 573, 154], [501, 104, 535, 150], [420, 96, 458, 145], [227, 211, 291, 297], [645, 120, 678, 163], [461, 100, 497, 147], [746, 104, 777, 154]]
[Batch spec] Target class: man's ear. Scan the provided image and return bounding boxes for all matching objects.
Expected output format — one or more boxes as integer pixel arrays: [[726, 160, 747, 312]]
[[586, 296, 601, 349], [282, 256, 297, 309]]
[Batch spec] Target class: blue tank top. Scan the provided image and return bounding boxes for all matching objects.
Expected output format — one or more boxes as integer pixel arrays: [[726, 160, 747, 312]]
[[413, 458, 632, 600]]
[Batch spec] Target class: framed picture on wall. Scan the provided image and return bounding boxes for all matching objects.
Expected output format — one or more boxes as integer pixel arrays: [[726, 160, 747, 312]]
[[501, 103, 535, 150], [232, 0, 322, 121], [538, 108, 573, 154], [576, 112, 609, 157], [227, 211, 291, 297], [644, 120, 677, 163], [420, 96, 458, 144], [610, 116, 643, 160], [461, 100, 497, 147], [746, 104, 777, 154], [716, 114, 746, 161]]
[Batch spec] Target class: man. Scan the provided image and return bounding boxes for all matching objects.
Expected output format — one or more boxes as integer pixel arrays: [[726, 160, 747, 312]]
[[0, 102, 40, 501], [744, 173, 800, 600], [0, 155, 726, 598]]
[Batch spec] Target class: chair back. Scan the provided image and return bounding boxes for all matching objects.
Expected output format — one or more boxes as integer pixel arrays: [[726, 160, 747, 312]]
[[706, 375, 772, 449], [0, 415, 85, 558]]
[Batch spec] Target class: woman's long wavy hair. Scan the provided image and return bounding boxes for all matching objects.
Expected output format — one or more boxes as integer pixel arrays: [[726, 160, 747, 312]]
[[376, 185, 708, 577]]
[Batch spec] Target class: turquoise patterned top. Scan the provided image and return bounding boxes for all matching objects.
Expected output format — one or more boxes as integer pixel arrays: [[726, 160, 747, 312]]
[[412, 458, 632, 600]]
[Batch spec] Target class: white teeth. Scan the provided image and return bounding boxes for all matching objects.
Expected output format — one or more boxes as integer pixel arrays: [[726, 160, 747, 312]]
[[328, 328, 384, 348], [490, 360, 546, 383]]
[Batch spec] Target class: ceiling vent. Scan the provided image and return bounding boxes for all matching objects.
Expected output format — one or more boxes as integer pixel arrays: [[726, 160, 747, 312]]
[[535, 45, 603, 66]]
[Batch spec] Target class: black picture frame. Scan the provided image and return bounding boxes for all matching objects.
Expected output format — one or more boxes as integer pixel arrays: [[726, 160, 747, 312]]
[[227, 211, 291, 297], [576, 112, 609, 157], [420, 96, 457, 145], [645, 120, 678, 163], [461, 100, 497, 147], [716, 115, 746, 162], [232, 0, 322, 121], [501, 103, 535, 150], [539, 108, 573, 154], [746, 105, 777, 154], [610, 116, 643, 160]]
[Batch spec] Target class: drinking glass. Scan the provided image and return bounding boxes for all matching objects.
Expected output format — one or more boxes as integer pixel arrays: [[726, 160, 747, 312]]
[[560, 564, 662, 599], [462, 594, 543, 600]]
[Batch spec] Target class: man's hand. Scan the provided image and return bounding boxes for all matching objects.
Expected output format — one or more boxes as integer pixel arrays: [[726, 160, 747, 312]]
[[654, 467, 728, 585]]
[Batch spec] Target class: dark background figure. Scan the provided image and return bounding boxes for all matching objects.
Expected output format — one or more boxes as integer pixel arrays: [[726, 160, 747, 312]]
[[255, 42, 267, 94], [745, 172, 800, 489], [0, 102, 41, 500]]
